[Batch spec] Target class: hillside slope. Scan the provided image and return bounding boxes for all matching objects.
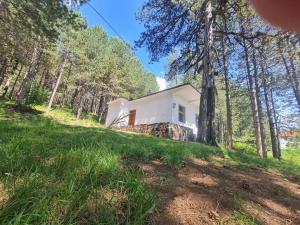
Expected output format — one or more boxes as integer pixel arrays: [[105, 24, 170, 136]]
[[0, 101, 299, 225]]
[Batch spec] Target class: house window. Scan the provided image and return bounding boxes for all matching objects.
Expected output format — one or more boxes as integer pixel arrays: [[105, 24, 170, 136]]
[[178, 105, 186, 123], [195, 114, 199, 128]]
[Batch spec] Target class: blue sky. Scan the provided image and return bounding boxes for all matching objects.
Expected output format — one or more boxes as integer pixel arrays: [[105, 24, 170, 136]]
[[80, 0, 167, 78]]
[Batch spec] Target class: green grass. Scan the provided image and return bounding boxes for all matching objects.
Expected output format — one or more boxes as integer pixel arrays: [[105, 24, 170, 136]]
[[220, 210, 259, 225], [35, 105, 102, 128], [0, 100, 299, 224]]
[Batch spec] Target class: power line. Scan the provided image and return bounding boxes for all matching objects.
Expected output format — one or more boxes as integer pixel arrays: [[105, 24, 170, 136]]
[[86, 2, 124, 40], [85, 2, 157, 74]]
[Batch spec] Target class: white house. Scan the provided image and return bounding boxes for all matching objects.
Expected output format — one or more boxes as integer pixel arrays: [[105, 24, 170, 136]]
[[105, 84, 200, 141]]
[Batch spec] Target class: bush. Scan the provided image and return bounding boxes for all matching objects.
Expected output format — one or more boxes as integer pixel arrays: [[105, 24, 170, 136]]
[[233, 142, 256, 154], [26, 85, 48, 105]]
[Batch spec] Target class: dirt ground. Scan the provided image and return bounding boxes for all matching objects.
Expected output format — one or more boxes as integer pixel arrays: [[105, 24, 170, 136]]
[[136, 158, 300, 225]]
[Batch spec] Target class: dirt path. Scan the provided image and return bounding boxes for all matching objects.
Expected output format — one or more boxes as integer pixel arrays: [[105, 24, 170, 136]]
[[136, 158, 300, 225]]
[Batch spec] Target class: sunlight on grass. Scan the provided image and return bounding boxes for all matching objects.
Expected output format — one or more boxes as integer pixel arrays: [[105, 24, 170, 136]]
[[0, 100, 299, 224], [34, 105, 103, 128], [220, 210, 259, 225]]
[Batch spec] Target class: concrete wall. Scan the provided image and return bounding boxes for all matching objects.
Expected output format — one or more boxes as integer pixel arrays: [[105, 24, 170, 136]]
[[130, 93, 173, 125], [105, 99, 129, 127], [106, 90, 199, 135], [171, 94, 198, 135]]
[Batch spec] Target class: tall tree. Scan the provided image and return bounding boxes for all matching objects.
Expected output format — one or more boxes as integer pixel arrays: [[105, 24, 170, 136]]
[[219, 3, 233, 149], [47, 53, 68, 112], [16, 41, 41, 105], [136, 0, 220, 145], [277, 41, 300, 112]]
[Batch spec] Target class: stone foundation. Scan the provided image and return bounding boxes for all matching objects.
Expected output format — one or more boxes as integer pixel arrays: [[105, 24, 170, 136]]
[[114, 123, 195, 141]]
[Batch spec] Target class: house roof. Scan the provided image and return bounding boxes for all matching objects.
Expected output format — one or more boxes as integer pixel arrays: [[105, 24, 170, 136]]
[[279, 131, 297, 138], [108, 83, 201, 105]]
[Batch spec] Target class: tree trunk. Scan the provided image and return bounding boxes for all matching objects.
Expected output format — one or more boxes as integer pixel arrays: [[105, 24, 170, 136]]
[[243, 38, 266, 158], [0, 58, 8, 86], [16, 43, 40, 105], [76, 91, 87, 120], [197, 0, 217, 146], [287, 53, 300, 112], [38, 69, 46, 87], [221, 31, 233, 149], [251, 47, 267, 158], [61, 63, 72, 106], [261, 63, 280, 159], [2, 76, 12, 97], [98, 95, 106, 122], [8, 64, 23, 99], [270, 88, 281, 159], [71, 87, 79, 107], [278, 43, 300, 112], [2, 60, 18, 97], [46, 54, 67, 113], [0, 0, 8, 11], [90, 91, 96, 112]]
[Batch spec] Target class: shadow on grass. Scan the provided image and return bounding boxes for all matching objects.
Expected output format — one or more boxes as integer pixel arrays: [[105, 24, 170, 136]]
[[225, 150, 300, 181], [0, 101, 299, 224], [139, 158, 300, 225]]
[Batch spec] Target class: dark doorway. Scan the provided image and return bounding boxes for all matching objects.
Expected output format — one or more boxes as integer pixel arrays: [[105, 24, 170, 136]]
[[128, 110, 136, 126]]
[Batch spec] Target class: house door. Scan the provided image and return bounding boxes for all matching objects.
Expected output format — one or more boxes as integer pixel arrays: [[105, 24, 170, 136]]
[[128, 110, 136, 126]]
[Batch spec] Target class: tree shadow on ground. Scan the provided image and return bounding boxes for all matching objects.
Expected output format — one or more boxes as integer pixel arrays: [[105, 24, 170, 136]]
[[136, 158, 300, 225], [0, 102, 299, 224]]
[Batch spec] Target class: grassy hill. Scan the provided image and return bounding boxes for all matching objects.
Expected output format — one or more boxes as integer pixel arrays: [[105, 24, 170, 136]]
[[0, 101, 299, 225]]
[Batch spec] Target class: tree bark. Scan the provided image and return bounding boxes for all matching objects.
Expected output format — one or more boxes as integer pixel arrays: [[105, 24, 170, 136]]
[[243, 38, 266, 158], [2, 76, 11, 97], [221, 30, 233, 149], [76, 91, 88, 120], [90, 90, 96, 113], [2, 61, 18, 97], [61, 63, 72, 106], [98, 94, 106, 122], [46, 54, 67, 113], [287, 52, 300, 112], [0, 58, 8, 86], [0, 0, 8, 11], [197, 0, 217, 146], [278, 42, 300, 112], [38, 69, 46, 87], [2, 61, 19, 98], [251, 47, 267, 158], [16, 43, 40, 105], [8, 64, 23, 99], [261, 63, 280, 159], [270, 87, 281, 159], [71, 87, 79, 107]]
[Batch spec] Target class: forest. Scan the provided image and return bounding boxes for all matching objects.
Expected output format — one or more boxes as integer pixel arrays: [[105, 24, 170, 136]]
[[0, 0, 158, 121], [0, 0, 299, 158], [1, 0, 299, 158], [0, 0, 299, 224], [136, 0, 300, 158]]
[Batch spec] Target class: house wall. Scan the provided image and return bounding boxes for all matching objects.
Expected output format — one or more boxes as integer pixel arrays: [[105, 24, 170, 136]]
[[105, 87, 200, 139], [105, 99, 129, 127], [171, 94, 198, 135], [129, 93, 173, 125]]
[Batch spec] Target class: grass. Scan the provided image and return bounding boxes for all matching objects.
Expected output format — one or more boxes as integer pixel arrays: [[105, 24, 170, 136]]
[[220, 210, 259, 225], [0, 100, 299, 224], [35, 105, 102, 128]]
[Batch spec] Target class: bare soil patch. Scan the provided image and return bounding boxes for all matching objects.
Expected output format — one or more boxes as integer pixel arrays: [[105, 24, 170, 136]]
[[0, 182, 9, 209], [136, 158, 300, 225]]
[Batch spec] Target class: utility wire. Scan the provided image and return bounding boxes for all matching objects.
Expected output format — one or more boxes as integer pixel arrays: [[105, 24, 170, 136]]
[[86, 2, 156, 74], [86, 2, 124, 40]]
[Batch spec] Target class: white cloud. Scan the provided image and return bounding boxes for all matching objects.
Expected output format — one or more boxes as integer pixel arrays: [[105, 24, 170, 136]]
[[156, 77, 167, 91]]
